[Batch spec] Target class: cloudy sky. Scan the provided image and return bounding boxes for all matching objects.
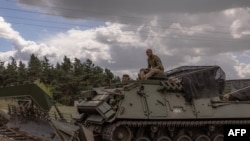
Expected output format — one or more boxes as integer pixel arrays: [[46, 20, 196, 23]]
[[1, 0, 250, 79]]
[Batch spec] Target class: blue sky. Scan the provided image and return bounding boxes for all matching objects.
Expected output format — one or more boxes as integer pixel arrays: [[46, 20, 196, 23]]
[[0, 0, 104, 51]]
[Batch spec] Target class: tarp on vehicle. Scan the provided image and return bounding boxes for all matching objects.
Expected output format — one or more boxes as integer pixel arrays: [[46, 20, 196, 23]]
[[165, 66, 226, 101]]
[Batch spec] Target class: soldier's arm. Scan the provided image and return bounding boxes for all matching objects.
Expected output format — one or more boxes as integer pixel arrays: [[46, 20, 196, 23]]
[[147, 59, 151, 69], [153, 56, 163, 69]]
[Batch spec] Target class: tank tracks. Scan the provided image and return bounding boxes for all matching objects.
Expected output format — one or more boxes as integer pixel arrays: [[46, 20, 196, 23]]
[[102, 119, 250, 141]]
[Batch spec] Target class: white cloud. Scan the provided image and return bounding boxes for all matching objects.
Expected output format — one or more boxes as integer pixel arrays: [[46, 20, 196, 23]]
[[224, 9, 236, 17], [169, 23, 214, 36], [0, 18, 123, 64], [0, 18, 147, 68], [1, 6, 250, 80], [234, 63, 250, 78], [0, 50, 16, 63], [225, 8, 250, 38], [0, 17, 58, 61], [0, 17, 25, 49], [233, 51, 250, 78], [231, 19, 242, 38], [17, 0, 250, 21]]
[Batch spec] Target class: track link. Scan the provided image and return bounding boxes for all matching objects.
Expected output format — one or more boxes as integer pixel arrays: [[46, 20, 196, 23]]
[[102, 119, 250, 141]]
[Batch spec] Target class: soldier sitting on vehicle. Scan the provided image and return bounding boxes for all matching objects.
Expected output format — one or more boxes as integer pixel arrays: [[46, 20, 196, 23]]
[[138, 49, 164, 80]]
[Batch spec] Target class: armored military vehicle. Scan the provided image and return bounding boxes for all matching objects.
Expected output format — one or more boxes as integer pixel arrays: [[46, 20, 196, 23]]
[[0, 66, 250, 141], [74, 66, 250, 141]]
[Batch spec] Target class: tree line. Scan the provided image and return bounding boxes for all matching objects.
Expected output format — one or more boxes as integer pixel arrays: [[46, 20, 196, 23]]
[[0, 54, 120, 105]]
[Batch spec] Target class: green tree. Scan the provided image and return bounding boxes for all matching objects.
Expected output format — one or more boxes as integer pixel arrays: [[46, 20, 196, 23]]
[[73, 58, 84, 77], [104, 68, 114, 86], [61, 56, 72, 73], [0, 61, 5, 86], [53, 56, 76, 105], [41, 56, 53, 84], [4, 58, 18, 86], [17, 61, 28, 84], [1, 55, 120, 106], [28, 54, 41, 82], [92, 66, 105, 87]]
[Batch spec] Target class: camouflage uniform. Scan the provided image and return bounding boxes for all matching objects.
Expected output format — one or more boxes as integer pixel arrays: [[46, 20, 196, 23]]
[[139, 55, 164, 80]]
